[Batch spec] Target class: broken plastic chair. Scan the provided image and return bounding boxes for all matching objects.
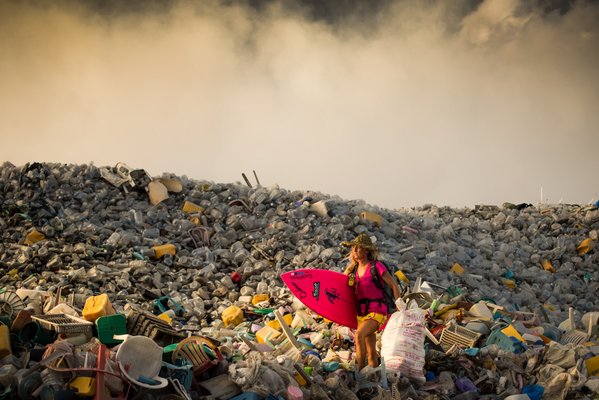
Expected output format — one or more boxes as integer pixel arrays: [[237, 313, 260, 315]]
[[404, 292, 434, 309], [560, 307, 593, 344], [161, 361, 193, 392], [411, 277, 437, 298], [558, 307, 577, 332], [115, 163, 135, 187], [172, 336, 222, 377], [114, 335, 168, 389], [99, 167, 131, 188]]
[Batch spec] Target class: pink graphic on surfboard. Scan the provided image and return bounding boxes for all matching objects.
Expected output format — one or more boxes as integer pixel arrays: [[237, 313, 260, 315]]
[[281, 269, 358, 329]]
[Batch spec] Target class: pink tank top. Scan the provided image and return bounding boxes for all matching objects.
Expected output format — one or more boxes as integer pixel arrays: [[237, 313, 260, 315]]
[[355, 261, 388, 315]]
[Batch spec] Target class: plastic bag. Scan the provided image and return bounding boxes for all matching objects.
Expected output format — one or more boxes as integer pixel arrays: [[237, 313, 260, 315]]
[[381, 308, 426, 383]]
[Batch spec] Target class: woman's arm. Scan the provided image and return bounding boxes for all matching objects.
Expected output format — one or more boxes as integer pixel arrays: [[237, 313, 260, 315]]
[[344, 258, 357, 275], [381, 270, 400, 300]]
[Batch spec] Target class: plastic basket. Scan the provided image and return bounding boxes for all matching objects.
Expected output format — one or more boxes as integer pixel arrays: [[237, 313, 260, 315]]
[[440, 323, 481, 350], [31, 313, 93, 334], [124, 306, 184, 345], [485, 329, 526, 353], [96, 314, 127, 345]]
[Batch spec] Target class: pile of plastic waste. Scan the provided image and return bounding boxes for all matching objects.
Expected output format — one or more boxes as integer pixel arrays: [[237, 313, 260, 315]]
[[0, 161, 598, 399]]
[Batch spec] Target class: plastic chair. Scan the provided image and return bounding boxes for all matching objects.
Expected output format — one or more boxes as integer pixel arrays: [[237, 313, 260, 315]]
[[172, 336, 222, 377]]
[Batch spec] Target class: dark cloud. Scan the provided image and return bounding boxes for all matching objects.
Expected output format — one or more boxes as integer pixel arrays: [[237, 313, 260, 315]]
[[1, 0, 598, 208]]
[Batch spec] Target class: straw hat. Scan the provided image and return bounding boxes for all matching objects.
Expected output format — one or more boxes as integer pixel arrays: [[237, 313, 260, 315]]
[[341, 233, 377, 251]]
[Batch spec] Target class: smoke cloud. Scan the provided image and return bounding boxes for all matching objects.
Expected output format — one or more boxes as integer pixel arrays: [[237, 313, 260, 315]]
[[1, 0, 598, 208]]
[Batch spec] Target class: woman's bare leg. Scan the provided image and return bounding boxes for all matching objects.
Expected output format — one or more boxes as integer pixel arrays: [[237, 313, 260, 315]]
[[365, 332, 379, 367], [355, 319, 379, 371]]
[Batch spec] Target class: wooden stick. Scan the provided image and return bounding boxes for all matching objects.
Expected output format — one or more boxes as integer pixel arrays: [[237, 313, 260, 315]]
[[274, 310, 303, 351]]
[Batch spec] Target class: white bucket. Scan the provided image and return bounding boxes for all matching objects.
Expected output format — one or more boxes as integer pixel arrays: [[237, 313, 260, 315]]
[[115, 335, 168, 389]]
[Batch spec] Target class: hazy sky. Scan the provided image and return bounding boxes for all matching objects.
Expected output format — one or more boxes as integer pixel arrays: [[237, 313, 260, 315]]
[[1, 0, 598, 209]]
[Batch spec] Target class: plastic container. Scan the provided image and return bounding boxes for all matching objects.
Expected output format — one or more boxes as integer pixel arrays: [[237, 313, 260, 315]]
[[451, 263, 465, 275], [586, 355, 599, 377], [58, 333, 90, 346], [46, 303, 79, 317], [440, 323, 481, 350], [154, 296, 186, 316], [541, 324, 562, 342], [163, 343, 179, 363], [68, 376, 96, 396], [455, 377, 477, 393], [251, 294, 269, 305], [266, 314, 293, 331], [158, 310, 176, 324], [230, 393, 261, 400], [576, 238, 594, 255], [541, 259, 555, 272], [360, 211, 382, 226], [82, 294, 115, 322], [0, 324, 12, 358], [287, 385, 303, 400], [182, 201, 204, 213], [468, 302, 493, 319], [222, 306, 244, 327], [10, 309, 32, 333], [256, 325, 281, 344], [152, 244, 176, 259], [521, 384, 544, 400], [501, 325, 525, 342], [95, 314, 127, 345], [485, 329, 525, 353], [18, 321, 56, 345]]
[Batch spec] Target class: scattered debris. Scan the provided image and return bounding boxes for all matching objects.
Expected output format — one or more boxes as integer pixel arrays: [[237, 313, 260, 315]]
[[1, 161, 598, 399]]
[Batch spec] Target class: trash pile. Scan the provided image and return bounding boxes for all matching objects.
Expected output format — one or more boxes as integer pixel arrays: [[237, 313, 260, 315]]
[[0, 161, 598, 399]]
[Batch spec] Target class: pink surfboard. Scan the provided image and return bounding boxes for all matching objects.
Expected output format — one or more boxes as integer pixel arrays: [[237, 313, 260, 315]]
[[281, 269, 358, 329]]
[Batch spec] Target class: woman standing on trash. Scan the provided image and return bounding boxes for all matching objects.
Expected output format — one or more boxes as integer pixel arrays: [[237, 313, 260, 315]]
[[342, 233, 401, 371]]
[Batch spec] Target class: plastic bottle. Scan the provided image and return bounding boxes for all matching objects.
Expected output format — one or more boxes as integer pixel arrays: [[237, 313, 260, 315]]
[[57, 333, 89, 346], [287, 385, 303, 400], [0, 324, 12, 358]]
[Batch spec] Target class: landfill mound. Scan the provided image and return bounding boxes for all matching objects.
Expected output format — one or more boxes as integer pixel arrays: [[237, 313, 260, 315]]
[[0, 161, 598, 400]]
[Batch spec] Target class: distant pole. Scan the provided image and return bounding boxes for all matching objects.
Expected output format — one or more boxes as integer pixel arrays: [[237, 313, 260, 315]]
[[540, 186, 543, 205], [253, 170, 261, 186], [242, 173, 252, 188]]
